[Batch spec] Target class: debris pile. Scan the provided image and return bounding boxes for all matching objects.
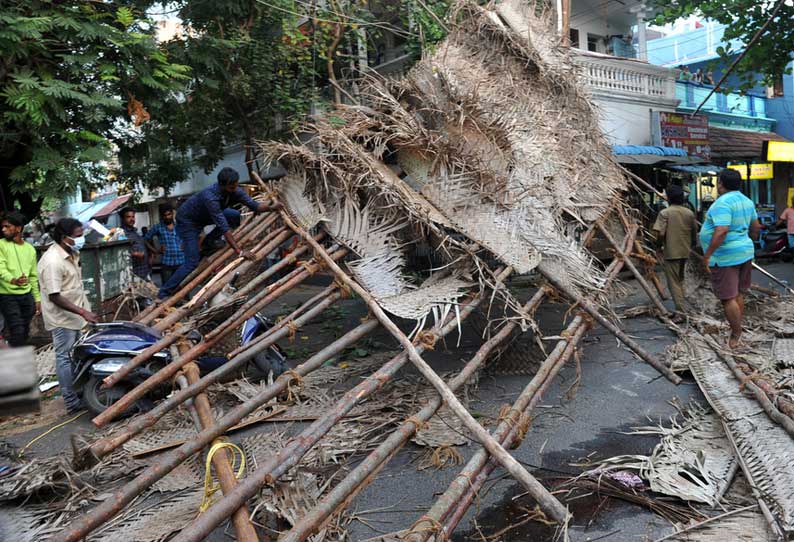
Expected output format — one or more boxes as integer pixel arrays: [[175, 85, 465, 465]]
[[2, 1, 793, 541]]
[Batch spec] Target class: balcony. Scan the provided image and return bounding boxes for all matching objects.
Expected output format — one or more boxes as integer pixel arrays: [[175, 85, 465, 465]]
[[675, 81, 775, 131], [573, 51, 679, 108]]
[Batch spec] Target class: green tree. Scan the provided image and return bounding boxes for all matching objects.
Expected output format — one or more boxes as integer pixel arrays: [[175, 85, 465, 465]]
[[653, 0, 794, 91], [122, 0, 342, 184], [0, 1, 189, 218]]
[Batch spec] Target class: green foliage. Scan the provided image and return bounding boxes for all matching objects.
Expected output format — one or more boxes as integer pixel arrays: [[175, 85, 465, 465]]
[[652, 0, 794, 91], [401, 0, 451, 57], [0, 0, 189, 216], [122, 0, 339, 186]]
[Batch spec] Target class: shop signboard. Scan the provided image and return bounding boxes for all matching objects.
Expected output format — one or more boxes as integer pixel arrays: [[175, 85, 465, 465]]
[[654, 112, 710, 160], [727, 163, 774, 180], [765, 141, 794, 162]]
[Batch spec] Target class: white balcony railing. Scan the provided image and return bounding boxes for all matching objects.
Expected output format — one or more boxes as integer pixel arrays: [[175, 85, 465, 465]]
[[572, 51, 678, 107]]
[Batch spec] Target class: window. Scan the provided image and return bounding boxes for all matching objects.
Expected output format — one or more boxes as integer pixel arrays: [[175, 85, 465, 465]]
[[569, 28, 579, 48], [773, 76, 784, 97], [587, 34, 602, 53]]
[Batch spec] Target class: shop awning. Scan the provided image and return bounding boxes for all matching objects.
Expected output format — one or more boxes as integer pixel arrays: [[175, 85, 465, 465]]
[[612, 145, 700, 165], [92, 194, 132, 219], [666, 164, 725, 175], [708, 127, 789, 160]]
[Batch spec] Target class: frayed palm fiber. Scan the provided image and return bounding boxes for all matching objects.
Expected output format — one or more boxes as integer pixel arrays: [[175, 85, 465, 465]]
[[260, 0, 629, 325], [589, 402, 737, 506]]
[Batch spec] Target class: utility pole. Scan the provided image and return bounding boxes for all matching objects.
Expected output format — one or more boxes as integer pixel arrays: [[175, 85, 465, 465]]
[[562, 0, 570, 45]]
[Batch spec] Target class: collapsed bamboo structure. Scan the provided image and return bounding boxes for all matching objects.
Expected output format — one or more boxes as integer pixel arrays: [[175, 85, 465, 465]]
[[30, 2, 769, 541]]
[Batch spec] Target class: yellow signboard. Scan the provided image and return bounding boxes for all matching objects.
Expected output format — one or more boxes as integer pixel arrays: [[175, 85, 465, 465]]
[[727, 163, 774, 180], [766, 141, 794, 162]]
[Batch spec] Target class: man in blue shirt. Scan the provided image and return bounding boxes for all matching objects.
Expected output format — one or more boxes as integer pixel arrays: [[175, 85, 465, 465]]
[[699, 169, 761, 349], [157, 167, 280, 299], [144, 203, 185, 285]]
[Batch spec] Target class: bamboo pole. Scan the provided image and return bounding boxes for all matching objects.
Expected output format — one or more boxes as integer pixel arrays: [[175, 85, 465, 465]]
[[139, 212, 277, 325], [439, 323, 590, 538], [78, 291, 344, 464], [92, 248, 348, 428], [633, 240, 669, 300], [166, 274, 508, 542], [279, 214, 569, 523], [181, 364, 259, 542], [57, 319, 381, 542], [597, 222, 671, 317], [280, 288, 549, 542], [703, 334, 794, 437], [622, 165, 794, 296], [405, 215, 639, 542], [279, 209, 619, 542], [153, 227, 291, 331], [541, 271, 680, 384], [101, 244, 339, 391]]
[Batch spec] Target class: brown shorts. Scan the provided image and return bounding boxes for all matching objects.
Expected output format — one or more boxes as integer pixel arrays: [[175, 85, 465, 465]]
[[709, 260, 752, 300]]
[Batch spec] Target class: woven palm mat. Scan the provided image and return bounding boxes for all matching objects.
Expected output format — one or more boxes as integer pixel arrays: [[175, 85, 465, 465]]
[[586, 402, 737, 506], [86, 488, 204, 542], [687, 334, 794, 537], [662, 474, 775, 542]]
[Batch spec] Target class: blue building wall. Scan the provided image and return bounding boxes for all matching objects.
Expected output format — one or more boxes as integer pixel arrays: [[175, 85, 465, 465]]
[[766, 61, 794, 140]]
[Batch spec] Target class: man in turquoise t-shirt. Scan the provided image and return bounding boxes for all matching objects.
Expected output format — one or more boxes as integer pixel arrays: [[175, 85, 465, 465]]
[[699, 169, 761, 349]]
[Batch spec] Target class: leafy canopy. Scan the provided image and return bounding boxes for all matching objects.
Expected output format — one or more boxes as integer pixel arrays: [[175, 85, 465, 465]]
[[652, 0, 794, 91], [0, 0, 188, 216]]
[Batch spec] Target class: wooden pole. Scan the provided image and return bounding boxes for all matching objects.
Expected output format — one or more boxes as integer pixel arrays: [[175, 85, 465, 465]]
[[58, 319, 380, 542], [597, 222, 671, 317], [280, 288, 549, 542], [622, 165, 794, 296], [165, 278, 515, 542], [139, 212, 277, 325], [405, 215, 639, 542], [181, 364, 259, 542], [92, 248, 348, 428], [279, 214, 569, 523]]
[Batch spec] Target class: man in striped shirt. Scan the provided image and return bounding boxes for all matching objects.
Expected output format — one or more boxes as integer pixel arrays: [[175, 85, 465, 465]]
[[699, 169, 761, 349]]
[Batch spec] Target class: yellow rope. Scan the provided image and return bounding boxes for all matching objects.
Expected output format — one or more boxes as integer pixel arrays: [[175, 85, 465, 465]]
[[20, 410, 86, 457], [199, 440, 246, 513]]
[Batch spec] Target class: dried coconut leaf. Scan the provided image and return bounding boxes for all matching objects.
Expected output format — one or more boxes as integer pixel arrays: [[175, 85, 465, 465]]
[[589, 403, 737, 506]]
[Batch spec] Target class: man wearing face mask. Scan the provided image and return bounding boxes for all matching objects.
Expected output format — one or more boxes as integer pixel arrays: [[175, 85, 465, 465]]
[[38, 218, 99, 413], [144, 203, 184, 285]]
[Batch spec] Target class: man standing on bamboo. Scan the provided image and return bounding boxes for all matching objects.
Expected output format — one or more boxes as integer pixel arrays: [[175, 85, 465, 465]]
[[0, 211, 40, 346], [700, 169, 761, 349], [157, 167, 281, 299], [653, 185, 696, 322]]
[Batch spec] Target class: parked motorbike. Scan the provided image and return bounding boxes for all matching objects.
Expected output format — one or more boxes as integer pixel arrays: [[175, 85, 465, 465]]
[[755, 226, 792, 262], [71, 314, 288, 416]]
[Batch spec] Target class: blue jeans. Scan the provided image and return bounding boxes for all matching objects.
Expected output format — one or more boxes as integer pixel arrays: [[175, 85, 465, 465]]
[[157, 209, 241, 298], [52, 327, 81, 411], [788, 234, 794, 252]]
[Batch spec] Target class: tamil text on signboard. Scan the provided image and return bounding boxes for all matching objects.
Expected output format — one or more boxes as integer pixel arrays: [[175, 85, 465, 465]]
[[657, 112, 710, 160]]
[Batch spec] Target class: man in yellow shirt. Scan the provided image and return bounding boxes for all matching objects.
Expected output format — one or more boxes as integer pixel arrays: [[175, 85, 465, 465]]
[[0, 211, 40, 346]]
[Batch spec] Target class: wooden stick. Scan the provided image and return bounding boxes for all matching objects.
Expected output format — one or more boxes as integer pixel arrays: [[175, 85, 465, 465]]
[[409, 215, 639, 542], [58, 320, 380, 542], [703, 334, 794, 437], [280, 289, 549, 542], [182, 363, 259, 542], [167, 278, 507, 542], [279, 213, 569, 523], [598, 222, 671, 318], [92, 248, 347, 428], [622, 165, 794, 296]]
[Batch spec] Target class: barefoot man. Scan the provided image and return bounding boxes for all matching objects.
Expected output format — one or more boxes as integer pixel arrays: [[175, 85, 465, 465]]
[[699, 169, 761, 349]]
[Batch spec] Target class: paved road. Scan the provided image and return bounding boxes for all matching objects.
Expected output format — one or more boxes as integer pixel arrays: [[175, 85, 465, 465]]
[[3, 260, 792, 541]]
